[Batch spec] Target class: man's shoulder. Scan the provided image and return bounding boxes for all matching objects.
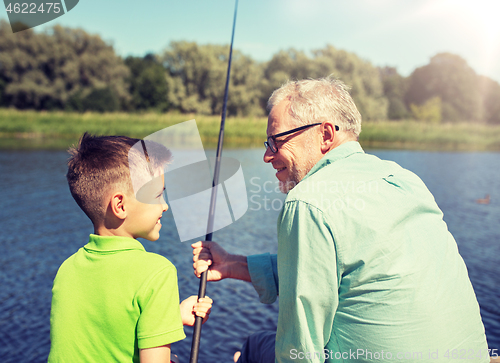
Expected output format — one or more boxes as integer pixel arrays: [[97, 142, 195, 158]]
[[286, 152, 401, 203], [284, 151, 434, 218]]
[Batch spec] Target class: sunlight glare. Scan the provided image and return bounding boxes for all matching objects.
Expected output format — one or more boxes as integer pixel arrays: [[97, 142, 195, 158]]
[[425, 0, 500, 47]]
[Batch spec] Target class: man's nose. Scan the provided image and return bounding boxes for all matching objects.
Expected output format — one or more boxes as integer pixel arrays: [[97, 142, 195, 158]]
[[263, 146, 274, 163]]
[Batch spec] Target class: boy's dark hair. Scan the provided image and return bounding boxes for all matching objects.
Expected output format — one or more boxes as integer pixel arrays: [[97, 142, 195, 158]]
[[67, 132, 171, 224]]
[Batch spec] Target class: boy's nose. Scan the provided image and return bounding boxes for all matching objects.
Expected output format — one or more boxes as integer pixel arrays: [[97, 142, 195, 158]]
[[162, 202, 169, 212]]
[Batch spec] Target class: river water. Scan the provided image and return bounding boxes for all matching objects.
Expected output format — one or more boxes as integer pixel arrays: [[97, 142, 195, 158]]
[[0, 148, 498, 362]]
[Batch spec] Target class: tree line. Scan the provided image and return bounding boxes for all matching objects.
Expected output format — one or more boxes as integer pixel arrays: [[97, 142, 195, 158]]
[[1, 20, 499, 124]]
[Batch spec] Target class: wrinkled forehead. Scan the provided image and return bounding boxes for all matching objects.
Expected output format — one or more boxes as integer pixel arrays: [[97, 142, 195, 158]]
[[267, 100, 296, 136]]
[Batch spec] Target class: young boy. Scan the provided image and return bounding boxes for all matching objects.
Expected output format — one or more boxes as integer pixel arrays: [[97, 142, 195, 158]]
[[49, 133, 212, 363]]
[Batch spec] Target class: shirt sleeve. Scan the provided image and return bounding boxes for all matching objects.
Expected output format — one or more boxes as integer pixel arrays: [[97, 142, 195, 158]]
[[247, 253, 279, 304], [136, 264, 186, 349], [275, 201, 339, 363]]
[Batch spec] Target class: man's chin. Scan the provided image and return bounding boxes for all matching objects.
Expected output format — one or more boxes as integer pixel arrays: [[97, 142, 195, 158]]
[[279, 179, 298, 194]]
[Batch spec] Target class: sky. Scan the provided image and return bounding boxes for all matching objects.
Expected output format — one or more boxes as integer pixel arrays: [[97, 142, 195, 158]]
[[2, 0, 500, 82]]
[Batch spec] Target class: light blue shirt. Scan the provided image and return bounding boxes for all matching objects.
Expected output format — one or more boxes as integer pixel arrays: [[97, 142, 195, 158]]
[[248, 141, 488, 362]]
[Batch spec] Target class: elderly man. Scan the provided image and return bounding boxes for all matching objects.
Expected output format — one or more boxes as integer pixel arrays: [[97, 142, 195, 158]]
[[192, 78, 488, 363]]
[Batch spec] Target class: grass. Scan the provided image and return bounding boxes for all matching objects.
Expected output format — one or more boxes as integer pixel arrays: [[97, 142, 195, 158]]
[[1, 108, 500, 151], [360, 120, 500, 151], [0, 109, 266, 150]]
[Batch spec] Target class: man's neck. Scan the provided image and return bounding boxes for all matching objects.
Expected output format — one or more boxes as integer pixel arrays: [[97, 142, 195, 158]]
[[325, 133, 357, 154]]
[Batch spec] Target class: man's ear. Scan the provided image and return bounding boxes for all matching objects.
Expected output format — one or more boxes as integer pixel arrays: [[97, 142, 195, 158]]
[[109, 192, 127, 219], [320, 121, 336, 153]]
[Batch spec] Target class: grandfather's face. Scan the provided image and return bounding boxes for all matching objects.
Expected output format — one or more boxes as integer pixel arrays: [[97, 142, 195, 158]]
[[263, 100, 321, 193]]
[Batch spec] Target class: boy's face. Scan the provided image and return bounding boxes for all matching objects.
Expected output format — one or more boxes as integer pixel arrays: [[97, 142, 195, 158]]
[[126, 174, 168, 241]]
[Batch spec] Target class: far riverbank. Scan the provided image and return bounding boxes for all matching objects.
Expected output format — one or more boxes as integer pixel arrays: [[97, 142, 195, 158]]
[[1, 109, 499, 151]]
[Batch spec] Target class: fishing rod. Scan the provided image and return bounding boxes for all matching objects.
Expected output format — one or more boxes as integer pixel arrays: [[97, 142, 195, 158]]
[[188, 1, 238, 362]]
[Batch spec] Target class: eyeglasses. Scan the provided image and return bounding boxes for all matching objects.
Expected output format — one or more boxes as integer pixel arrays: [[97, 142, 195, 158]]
[[264, 123, 339, 154]]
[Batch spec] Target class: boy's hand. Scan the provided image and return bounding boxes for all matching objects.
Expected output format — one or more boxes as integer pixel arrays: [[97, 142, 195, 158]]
[[180, 296, 213, 326]]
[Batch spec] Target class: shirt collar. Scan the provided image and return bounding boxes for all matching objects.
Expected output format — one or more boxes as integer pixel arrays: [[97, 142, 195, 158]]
[[302, 141, 365, 182], [84, 234, 146, 253]]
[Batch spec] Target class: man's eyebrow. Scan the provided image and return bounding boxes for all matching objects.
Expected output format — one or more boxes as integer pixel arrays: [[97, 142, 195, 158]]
[[275, 133, 295, 142]]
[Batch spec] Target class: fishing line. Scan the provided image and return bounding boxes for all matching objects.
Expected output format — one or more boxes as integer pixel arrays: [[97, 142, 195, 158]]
[[189, 1, 239, 362]]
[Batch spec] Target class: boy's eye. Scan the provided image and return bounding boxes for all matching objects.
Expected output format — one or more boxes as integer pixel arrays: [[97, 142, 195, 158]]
[[157, 189, 167, 200]]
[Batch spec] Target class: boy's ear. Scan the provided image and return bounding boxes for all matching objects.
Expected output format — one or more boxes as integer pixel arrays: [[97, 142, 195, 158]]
[[109, 192, 127, 219]]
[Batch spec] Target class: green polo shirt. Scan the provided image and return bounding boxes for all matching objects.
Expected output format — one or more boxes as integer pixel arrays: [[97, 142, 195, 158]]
[[248, 141, 488, 363], [49, 234, 185, 363]]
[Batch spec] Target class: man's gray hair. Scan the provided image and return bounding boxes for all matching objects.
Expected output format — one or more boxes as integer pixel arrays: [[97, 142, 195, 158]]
[[267, 77, 362, 138]]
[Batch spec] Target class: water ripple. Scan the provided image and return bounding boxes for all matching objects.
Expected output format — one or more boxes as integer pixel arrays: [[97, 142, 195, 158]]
[[0, 149, 498, 362]]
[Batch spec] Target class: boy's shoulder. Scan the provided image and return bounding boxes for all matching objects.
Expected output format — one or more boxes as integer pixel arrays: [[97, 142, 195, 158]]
[[57, 235, 176, 279]]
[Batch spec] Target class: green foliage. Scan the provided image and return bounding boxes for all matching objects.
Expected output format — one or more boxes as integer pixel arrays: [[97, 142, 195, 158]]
[[161, 41, 264, 116], [0, 20, 130, 111], [261, 45, 388, 120], [387, 98, 408, 120], [0, 78, 7, 107], [314, 46, 388, 120], [478, 75, 500, 124], [405, 53, 482, 122], [1, 19, 499, 123], [66, 87, 120, 112], [410, 97, 442, 123], [2, 109, 500, 151], [359, 119, 500, 151], [379, 67, 409, 119], [124, 54, 170, 111], [81, 87, 120, 112]]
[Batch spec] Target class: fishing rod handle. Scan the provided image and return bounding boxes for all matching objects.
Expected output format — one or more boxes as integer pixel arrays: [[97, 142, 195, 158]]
[[188, 269, 208, 363]]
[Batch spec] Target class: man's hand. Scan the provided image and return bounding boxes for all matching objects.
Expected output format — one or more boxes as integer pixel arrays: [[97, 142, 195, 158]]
[[180, 296, 213, 326], [191, 241, 251, 282], [191, 241, 230, 281]]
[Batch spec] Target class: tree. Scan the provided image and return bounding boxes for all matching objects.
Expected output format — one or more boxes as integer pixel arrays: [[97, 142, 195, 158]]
[[478, 76, 500, 124], [81, 87, 120, 112], [161, 41, 264, 116], [379, 66, 409, 119], [0, 78, 6, 106], [0, 20, 130, 110], [262, 45, 388, 120], [226, 51, 266, 116], [125, 54, 170, 111], [260, 49, 314, 110], [315, 46, 388, 120], [410, 96, 442, 123], [405, 53, 482, 122]]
